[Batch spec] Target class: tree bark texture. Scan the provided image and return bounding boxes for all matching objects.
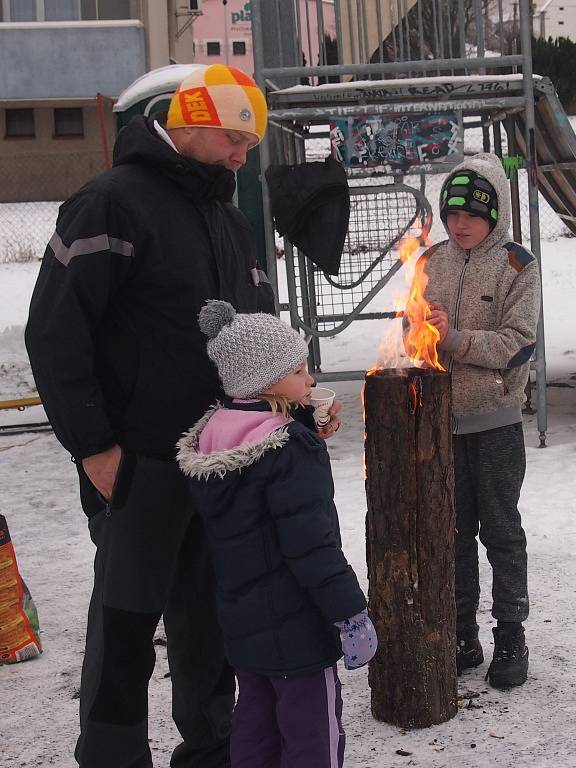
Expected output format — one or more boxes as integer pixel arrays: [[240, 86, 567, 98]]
[[364, 368, 457, 728]]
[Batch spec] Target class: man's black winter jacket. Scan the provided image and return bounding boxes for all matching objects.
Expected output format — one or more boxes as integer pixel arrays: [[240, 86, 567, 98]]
[[25, 117, 274, 460]]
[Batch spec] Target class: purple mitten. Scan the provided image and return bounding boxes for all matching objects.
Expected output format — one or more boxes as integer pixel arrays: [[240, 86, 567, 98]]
[[335, 609, 378, 670]]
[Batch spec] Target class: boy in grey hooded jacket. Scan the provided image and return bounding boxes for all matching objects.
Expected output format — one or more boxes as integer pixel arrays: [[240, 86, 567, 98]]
[[421, 153, 540, 689]]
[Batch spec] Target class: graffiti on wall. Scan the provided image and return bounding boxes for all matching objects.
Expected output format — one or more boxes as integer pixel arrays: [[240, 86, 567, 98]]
[[330, 112, 463, 170]]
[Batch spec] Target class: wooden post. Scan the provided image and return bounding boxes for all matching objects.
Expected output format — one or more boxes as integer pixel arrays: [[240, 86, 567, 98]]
[[364, 367, 457, 728]]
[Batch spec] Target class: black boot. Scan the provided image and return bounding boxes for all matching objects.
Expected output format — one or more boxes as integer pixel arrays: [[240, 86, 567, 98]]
[[487, 624, 529, 689], [456, 628, 484, 675]]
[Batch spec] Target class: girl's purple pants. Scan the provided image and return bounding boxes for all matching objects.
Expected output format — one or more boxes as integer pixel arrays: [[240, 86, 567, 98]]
[[231, 665, 345, 768]]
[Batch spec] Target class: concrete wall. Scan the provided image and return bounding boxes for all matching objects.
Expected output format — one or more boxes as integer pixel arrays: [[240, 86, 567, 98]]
[[0, 104, 115, 202], [0, 21, 146, 99], [143, 0, 171, 70]]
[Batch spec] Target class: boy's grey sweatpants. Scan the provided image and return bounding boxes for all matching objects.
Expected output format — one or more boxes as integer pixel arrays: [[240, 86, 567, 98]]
[[453, 423, 529, 632]]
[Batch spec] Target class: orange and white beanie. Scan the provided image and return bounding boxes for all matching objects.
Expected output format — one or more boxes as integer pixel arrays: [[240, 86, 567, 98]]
[[166, 64, 268, 144]]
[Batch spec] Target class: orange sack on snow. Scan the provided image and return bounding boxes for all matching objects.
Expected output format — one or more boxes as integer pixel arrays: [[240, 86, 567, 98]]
[[0, 514, 42, 663]]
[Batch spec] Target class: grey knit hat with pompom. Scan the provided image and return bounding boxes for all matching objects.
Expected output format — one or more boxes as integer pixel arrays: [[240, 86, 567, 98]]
[[198, 300, 310, 399]]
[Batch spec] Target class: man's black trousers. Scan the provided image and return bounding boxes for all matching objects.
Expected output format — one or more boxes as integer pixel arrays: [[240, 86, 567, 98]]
[[453, 423, 529, 633], [74, 452, 234, 768]]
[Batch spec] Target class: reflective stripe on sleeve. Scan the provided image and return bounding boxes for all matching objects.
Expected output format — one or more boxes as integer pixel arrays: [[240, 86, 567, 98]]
[[48, 231, 135, 266]]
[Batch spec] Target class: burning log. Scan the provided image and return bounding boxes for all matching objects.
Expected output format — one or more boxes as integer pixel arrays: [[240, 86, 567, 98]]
[[364, 367, 457, 728]]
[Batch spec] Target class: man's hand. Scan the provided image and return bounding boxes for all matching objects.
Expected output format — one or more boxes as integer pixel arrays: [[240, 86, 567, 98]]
[[427, 304, 449, 343], [82, 445, 122, 502], [319, 398, 342, 439]]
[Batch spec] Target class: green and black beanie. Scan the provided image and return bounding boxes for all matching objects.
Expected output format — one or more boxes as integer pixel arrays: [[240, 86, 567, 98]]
[[440, 170, 498, 228]]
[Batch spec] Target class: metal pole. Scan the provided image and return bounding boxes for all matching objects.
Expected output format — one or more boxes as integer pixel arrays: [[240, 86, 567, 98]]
[[334, 0, 345, 65], [473, 0, 485, 61], [305, 0, 314, 75], [274, 1, 286, 72], [519, 0, 547, 446], [261, 54, 524, 77], [493, 119, 503, 156], [390, 0, 398, 61], [316, 0, 327, 65], [504, 117, 523, 244], [498, 0, 505, 53], [403, 0, 412, 64], [437, 0, 445, 60], [432, 0, 440, 71], [251, 0, 279, 313], [446, 0, 454, 61], [397, 0, 405, 60], [268, 96, 528, 121], [457, 0, 466, 63], [294, 0, 304, 68], [417, 0, 425, 60], [347, 0, 358, 64], [223, 0, 229, 65], [361, 0, 370, 63], [357, 0, 366, 62], [376, 0, 385, 64]]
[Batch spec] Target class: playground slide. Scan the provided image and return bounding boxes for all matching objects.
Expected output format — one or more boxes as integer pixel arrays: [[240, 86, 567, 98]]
[[514, 77, 576, 236]]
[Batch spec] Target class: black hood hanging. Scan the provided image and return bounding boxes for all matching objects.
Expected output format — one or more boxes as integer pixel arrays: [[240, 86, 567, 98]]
[[265, 156, 350, 276]]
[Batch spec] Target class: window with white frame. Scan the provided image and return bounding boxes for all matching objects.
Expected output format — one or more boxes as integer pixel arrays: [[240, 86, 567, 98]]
[[81, 0, 132, 20], [1, 0, 134, 21], [4, 0, 81, 21], [45, 0, 81, 20], [206, 40, 221, 56], [8, 0, 36, 21]]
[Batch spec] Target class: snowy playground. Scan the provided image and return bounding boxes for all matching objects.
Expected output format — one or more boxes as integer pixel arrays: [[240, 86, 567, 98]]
[[1, 220, 575, 765]]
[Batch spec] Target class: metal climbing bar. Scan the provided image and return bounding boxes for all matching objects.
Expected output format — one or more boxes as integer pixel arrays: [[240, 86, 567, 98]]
[[251, 0, 547, 442]]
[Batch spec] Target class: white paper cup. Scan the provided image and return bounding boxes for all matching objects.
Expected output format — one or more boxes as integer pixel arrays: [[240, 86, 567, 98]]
[[310, 387, 336, 428]]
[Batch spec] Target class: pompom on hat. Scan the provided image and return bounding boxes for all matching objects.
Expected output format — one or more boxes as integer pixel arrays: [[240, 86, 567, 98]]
[[199, 300, 309, 399], [166, 64, 268, 144]]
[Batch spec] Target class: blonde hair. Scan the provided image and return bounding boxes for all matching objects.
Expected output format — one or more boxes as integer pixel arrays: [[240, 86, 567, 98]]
[[258, 393, 302, 417]]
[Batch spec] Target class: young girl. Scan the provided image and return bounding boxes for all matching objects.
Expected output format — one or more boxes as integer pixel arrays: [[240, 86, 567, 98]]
[[177, 300, 377, 768]]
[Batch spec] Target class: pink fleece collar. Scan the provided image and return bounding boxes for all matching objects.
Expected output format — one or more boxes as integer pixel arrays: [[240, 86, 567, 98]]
[[198, 406, 293, 454]]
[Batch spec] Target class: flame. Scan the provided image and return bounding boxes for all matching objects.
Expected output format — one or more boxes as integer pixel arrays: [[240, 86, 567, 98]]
[[374, 226, 445, 372], [401, 242, 445, 372]]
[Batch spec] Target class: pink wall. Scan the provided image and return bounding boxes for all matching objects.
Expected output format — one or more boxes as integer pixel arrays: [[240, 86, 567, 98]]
[[188, 0, 336, 76]]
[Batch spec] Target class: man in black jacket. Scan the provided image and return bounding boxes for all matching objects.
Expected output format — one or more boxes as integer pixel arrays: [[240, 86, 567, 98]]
[[25, 65, 272, 768]]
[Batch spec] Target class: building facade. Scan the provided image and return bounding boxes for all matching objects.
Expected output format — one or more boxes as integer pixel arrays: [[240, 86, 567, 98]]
[[534, 0, 576, 41], [0, 1, 147, 201], [0, 0, 334, 202]]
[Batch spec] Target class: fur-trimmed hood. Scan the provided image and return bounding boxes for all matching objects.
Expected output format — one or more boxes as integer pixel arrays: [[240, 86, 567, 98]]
[[177, 404, 291, 480]]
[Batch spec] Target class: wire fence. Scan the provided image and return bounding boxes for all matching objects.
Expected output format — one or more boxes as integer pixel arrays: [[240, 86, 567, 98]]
[[305, 133, 572, 245], [0, 135, 571, 266], [0, 148, 110, 264]]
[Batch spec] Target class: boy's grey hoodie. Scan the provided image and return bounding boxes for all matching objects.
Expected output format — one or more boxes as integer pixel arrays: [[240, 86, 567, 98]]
[[422, 153, 541, 434]]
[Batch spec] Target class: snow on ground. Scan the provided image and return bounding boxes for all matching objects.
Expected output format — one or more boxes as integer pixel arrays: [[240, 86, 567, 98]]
[[1, 232, 576, 766]]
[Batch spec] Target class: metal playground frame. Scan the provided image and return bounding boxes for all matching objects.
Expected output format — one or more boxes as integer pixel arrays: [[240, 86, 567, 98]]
[[249, 0, 560, 447]]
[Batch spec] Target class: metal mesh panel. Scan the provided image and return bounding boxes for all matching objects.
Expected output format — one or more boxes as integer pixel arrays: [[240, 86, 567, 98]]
[[287, 183, 431, 336]]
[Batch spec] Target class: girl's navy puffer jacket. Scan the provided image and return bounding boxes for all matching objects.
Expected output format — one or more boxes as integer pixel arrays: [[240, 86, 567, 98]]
[[177, 401, 366, 677]]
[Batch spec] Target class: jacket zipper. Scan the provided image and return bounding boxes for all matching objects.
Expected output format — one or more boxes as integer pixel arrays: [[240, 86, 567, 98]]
[[449, 250, 470, 376]]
